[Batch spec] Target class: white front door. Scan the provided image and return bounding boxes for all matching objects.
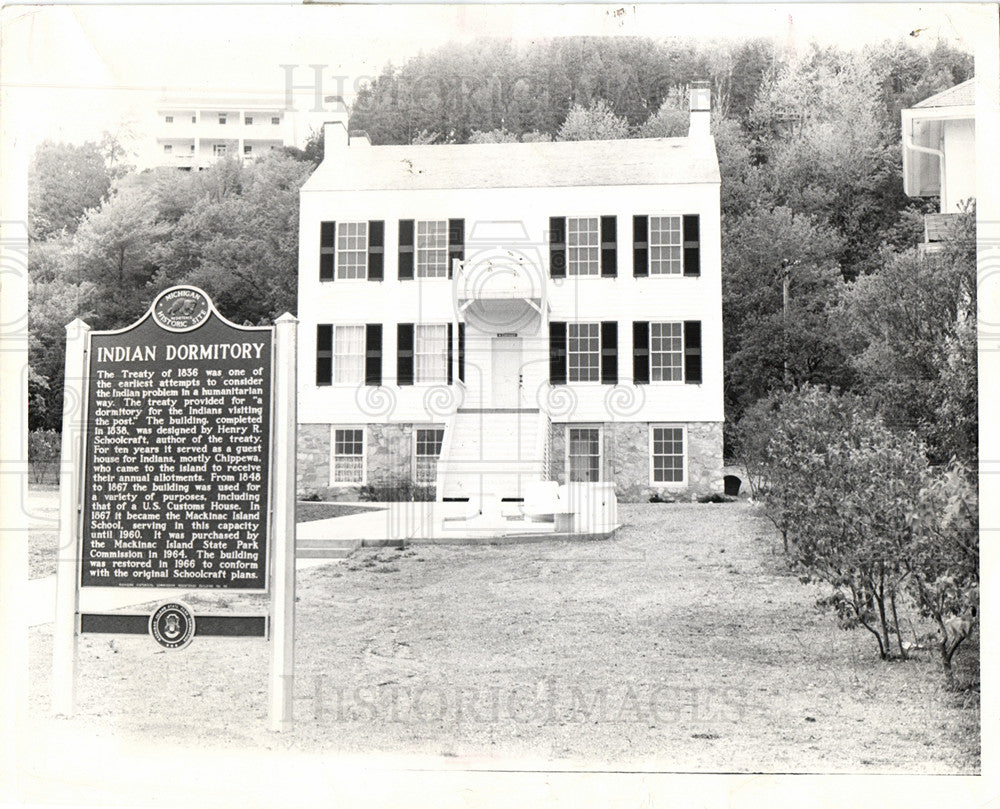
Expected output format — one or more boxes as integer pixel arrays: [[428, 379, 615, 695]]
[[491, 337, 522, 408]]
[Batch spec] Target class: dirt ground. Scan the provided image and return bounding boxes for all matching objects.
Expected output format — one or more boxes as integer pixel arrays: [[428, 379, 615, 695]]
[[26, 501, 978, 774]]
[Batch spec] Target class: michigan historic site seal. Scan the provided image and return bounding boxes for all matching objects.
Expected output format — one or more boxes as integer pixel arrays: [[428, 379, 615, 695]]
[[149, 602, 196, 650]]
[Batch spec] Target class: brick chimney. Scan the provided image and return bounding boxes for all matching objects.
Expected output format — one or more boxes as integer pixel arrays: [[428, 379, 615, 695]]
[[689, 81, 711, 139]]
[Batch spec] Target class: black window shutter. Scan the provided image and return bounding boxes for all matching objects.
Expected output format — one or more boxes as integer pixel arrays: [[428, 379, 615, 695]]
[[684, 320, 702, 384], [320, 221, 336, 281], [398, 220, 415, 280], [549, 217, 566, 278], [447, 322, 454, 385], [448, 219, 464, 279], [316, 324, 332, 385], [364, 324, 382, 386], [397, 323, 414, 386], [458, 323, 466, 382], [633, 216, 648, 277], [683, 214, 700, 277], [549, 321, 567, 385], [632, 321, 649, 384], [600, 321, 618, 384], [600, 216, 617, 278], [367, 220, 384, 281]]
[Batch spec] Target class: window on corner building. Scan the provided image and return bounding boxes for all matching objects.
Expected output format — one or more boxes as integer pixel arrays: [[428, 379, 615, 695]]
[[333, 325, 365, 384], [337, 222, 368, 279], [650, 322, 683, 381], [415, 428, 445, 484], [567, 217, 599, 276], [567, 323, 600, 382], [648, 216, 682, 275], [414, 325, 447, 383], [333, 429, 364, 483], [568, 427, 601, 482], [651, 426, 685, 483], [416, 220, 448, 278]]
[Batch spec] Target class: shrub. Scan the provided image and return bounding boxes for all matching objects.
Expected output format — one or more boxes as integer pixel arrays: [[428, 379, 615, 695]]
[[360, 478, 434, 502], [29, 429, 61, 484]]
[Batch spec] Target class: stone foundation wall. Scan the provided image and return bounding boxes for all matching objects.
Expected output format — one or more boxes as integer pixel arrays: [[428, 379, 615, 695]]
[[549, 421, 723, 502], [297, 423, 330, 496], [367, 423, 414, 484]]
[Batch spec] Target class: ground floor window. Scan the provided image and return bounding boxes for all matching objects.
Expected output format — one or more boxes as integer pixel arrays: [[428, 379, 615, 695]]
[[650, 425, 685, 484], [332, 427, 365, 484], [414, 427, 445, 484], [567, 426, 601, 482]]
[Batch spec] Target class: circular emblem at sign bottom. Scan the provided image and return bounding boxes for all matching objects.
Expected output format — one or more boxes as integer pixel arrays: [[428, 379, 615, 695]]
[[149, 602, 196, 650]]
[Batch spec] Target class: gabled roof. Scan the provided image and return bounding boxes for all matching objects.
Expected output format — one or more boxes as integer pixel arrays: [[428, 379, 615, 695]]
[[302, 136, 720, 192], [914, 78, 975, 109]]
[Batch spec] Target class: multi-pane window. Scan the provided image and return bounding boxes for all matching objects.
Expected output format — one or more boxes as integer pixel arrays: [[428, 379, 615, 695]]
[[271, 116, 280, 125], [218, 114, 227, 125], [567, 217, 600, 276], [416, 220, 448, 278], [163, 145, 173, 153], [244, 145, 252, 155], [333, 325, 365, 384], [414, 325, 448, 383], [567, 323, 600, 382], [650, 322, 683, 382], [568, 427, 601, 482], [336, 222, 368, 279], [333, 429, 364, 483], [165, 115, 174, 123], [245, 116, 254, 125], [415, 428, 445, 484], [213, 143, 227, 156], [651, 426, 685, 483], [649, 216, 682, 275]]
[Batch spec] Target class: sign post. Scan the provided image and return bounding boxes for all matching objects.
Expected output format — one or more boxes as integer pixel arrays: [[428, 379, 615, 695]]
[[269, 313, 297, 731], [52, 287, 297, 728]]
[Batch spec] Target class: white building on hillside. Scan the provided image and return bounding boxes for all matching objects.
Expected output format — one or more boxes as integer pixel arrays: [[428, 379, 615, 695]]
[[295, 87, 724, 503], [901, 78, 975, 249], [149, 88, 330, 170]]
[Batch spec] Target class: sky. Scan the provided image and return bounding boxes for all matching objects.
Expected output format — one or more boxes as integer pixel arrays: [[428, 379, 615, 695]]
[[1, 2, 988, 161]]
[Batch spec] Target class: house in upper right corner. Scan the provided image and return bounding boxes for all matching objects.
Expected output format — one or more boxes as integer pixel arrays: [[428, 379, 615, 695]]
[[901, 77, 975, 252]]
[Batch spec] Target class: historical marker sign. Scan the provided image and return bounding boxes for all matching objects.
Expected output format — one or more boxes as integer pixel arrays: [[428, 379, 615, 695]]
[[79, 286, 273, 590]]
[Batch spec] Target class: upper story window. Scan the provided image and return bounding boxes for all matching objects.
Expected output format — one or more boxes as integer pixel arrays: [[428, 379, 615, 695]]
[[633, 214, 700, 277], [336, 222, 368, 280], [165, 115, 174, 123], [333, 325, 365, 384], [567, 323, 600, 382], [163, 144, 173, 154], [192, 115, 197, 123], [649, 216, 682, 275], [271, 116, 280, 125], [416, 220, 448, 278], [245, 115, 254, 125], [218, 114, 227, 125], [414, 325, 448, 383], [567, 217, 600, 276], [650, 322, 683, 381]]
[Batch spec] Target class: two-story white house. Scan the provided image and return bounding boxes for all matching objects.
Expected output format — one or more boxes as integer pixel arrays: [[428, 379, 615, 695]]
[[295, 87, 723, 503]]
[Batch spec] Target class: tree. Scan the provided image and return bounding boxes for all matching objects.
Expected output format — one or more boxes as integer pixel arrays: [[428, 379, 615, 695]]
[[635, 91, 689, 138], [722, 206, 847, 420], [557, 99, 630, 141], [833, 208, 976, 462], [468, 128, 519, 144], [28, 141, 111, 239], [905, 462, 978, 687]]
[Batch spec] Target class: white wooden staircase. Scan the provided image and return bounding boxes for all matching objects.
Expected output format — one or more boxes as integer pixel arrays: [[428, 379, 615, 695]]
[[436, 408, 550, 501]]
